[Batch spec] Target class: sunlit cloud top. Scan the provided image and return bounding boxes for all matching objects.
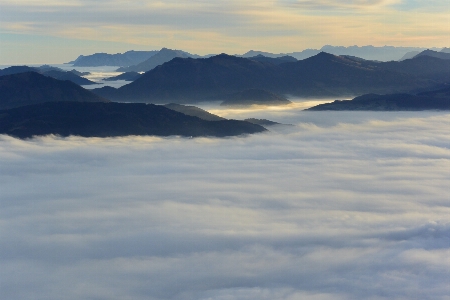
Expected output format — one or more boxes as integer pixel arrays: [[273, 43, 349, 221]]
[[0, 0, 449, 63]]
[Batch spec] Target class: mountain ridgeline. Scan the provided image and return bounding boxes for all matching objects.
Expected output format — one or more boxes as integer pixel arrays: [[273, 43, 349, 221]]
[[0, 72, 108, 109], [92, 52, 449, 103], [116, 48, 199, 72], [0, 66, 96, 85], [0, 102, 266, 138], [69, 50, 158, 67], [307, 86, 450, 111]]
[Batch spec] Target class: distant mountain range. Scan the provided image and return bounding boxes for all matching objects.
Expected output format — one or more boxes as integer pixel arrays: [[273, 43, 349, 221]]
[[0, 102, 266, 138], [307, 86, 450, 111], [0, 66, 96, 85], [116, 48, 200, 72], [67, 46, 445, 71], [241, 46, 442, 61], [68, 50, 158, 67], [92, 52, 444, 103], [0, 72, 107, 109]]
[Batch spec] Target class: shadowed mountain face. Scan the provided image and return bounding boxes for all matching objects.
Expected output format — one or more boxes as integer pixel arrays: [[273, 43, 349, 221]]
[[117, 48, 198, 72], [247, 55, 297, 65], [0, 66, 96, 85], [307, 90, 450, 111], [98, 54, 284, 103], [69, 50, 158, 67], [163, 103, 226, 121], [375, 55, 450, 82], [92, 52, 435, 104], [38, 70, 96, 85], [0, 102, 266, 138], [414, 49, 450, 60], [0, 72, 108, 109]]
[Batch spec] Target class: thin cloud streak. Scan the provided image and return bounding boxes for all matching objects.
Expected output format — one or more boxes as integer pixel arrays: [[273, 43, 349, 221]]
[[1, 111, 450, 299]]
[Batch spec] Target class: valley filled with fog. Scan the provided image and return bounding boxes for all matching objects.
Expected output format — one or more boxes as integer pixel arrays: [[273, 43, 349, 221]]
[[1, 106, 449, 300]]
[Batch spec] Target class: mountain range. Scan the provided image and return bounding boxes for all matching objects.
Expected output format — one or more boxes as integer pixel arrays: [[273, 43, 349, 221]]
[[241, 46, 442, 61], [116, 48, 200, 72], [92, 52, 445, 103], [0, 72, 107, 109], [0, 66, 96, 85], [66, 46, 445, 70], [68, 50, 158, 67]]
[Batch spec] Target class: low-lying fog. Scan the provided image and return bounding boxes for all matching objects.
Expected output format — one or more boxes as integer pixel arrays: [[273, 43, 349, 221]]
[[1, 108, 450, 300]]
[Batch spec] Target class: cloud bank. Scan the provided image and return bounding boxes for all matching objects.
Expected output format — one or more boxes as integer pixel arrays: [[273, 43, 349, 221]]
[[1, 111, 450, 299]]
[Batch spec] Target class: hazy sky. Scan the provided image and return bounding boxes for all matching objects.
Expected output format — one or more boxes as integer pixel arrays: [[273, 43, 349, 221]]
[[1, 109, 450, 299], [1, 0, 449, 63]]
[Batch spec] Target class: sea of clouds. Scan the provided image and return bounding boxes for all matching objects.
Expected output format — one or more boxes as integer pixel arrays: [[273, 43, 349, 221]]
[[1, 108, 449, 300]]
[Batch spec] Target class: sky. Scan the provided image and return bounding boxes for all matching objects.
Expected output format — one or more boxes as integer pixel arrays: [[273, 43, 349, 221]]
[[1, 108, 450, 300], [1, 0, 450, 64]]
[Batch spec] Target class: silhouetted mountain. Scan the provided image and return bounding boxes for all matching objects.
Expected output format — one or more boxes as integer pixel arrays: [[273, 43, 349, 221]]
[[92, 52, 434, 103], [94, 54, 284, 102], [103, 72, 142, 81], [163, 103, 225, 121], [241, 50, 285, 58], [319, 45, 439, 61], [377, 55, 450, 79], [37, 65, 65, 72], [0, 66, 96, 85], [279, 52, 432, 95], [307, 92, 450, 111], [0, 102, 266, 138], [414, 49, 450, 60], [399, 51, 420, 61], [242, 46, 439, 62], [40, 70, 96, 85], [248, 55, 297, 65], [69, 50, 158, 67], [0, 72, 108, 109], [117, 48, 199, 72], [220, 89, 291, 106], [0, 66, 35, 76], [417, 86, 450, 97], [243, 118, 280, 126], [91, 86, 118, 99], [70, 69, 90, 76], [285, 49, 319, 60]]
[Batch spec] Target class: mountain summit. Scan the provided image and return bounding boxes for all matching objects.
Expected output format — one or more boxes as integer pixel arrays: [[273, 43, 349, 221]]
[[117, 48, 199, 72]]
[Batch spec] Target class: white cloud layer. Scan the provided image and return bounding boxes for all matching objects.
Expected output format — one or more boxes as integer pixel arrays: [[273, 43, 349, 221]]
[[1, 110, 450, 299]]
